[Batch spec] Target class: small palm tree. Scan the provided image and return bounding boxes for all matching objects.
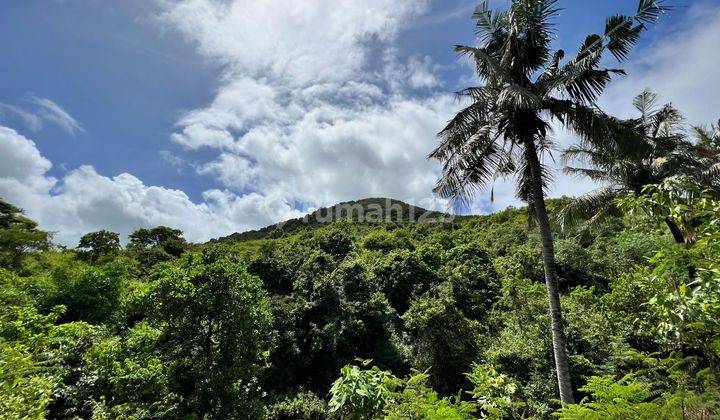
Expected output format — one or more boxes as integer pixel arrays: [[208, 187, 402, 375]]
[[559, 91, 720, 244], [429, 0, 666, 404]]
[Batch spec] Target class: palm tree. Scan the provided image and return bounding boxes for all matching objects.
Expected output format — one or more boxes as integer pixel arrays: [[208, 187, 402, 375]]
[[559, 90, 694, 237], [429, 0, 666, 404], [559, 91, 720, 246], [691, 118, 720, 185]]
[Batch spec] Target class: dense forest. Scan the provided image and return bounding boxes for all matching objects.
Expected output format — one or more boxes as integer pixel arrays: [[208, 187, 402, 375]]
[[2, 0, 720, 418], [2, 176, 720, 418]]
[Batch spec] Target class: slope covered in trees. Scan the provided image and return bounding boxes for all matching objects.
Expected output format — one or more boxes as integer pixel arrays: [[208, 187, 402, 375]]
[[1, 186, 718, 418], [211, 198, 457, 243]]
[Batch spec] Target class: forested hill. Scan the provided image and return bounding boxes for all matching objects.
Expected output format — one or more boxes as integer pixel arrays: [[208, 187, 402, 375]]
[[211, 197, 462, 243]]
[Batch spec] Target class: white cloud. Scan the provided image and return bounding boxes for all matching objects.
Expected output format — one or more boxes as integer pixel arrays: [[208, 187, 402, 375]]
[[0, 125, 302, 245], [159, 0, 429, 86], [4, 0, 718, 246], [0, 104, 43, 132], [28, 97, 83, 135], [159, 150, 185, 168], [158, 0, 456, 218], [0, 97, 83, 135]]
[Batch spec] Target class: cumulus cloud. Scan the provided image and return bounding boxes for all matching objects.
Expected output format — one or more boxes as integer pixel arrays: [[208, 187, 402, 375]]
[[158, 0, 456, 218], [3, 0, 719, 246], [160, 0, 430, 85], [0, 125, 302, 245]]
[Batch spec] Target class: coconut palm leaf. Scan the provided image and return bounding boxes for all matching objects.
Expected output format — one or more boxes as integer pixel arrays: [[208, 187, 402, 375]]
[[557, 187, 620, 231]]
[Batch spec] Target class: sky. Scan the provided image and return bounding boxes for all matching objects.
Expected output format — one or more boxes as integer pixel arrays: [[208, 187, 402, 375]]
[[1, 0, 719, 245]]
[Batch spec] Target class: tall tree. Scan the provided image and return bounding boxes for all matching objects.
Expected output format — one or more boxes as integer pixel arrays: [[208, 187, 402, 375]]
[[429, 0, 666, 403]]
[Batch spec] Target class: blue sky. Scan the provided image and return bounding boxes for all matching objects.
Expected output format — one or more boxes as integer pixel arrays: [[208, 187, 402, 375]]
[[1, 0, 718, 244]]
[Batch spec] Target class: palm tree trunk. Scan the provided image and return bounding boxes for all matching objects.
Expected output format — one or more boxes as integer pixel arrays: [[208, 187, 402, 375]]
[[664, 217, 696, 280], [525, 144, 574, 404]]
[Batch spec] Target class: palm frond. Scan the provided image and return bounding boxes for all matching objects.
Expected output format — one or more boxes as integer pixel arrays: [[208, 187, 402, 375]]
[[691, 120, 720, 149], [561, 146, 613, 167], [516, 150, 553, 204], [431, 133, 506, 203], [547, 100, 633, 150], [497, 84, 542, 110], [605, 15, 643, 61], [431, 100, 491, 161], [553, 0, 667, 90], [632, 89, 658, 122], [454, 45, 513, 85], [635, 0, 670, 25], [472, 1, 507, 43], [563, 166, 613, 183], [556, 187, 620, 231], [651, 104, 684, 138]]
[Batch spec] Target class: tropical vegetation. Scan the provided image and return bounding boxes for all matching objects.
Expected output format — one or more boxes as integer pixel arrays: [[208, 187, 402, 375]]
[[2, 0, 720, 418]]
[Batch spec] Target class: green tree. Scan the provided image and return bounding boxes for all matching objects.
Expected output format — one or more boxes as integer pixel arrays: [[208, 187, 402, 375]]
[[149, 247, 271, 417], [428, 0, 665, 403], [619, 177, 720, 376], [127, 226, 187, 268], [403, 283, 481, 394], [0, 199, 50, 270], [77, 230, 120, 262]]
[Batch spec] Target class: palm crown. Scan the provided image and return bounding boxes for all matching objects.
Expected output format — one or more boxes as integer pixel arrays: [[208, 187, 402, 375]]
[[559, 90, 720, 231], [429, 0, 666, 206]]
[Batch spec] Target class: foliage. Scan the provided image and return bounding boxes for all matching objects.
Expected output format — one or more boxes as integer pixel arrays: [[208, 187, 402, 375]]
[[149, 247, 272, 417], [329, 362, 474, 420], [0, 199, 50, 270], [2, 175, 720, 417], [328, 361, 401, 419], [264, 391, 329, 420], [619, 177, 720, 376], [77, 230, 121, 262], [555, 375, 664, 419], [127, 226, 187, 268], [465, 364, 528, 419]]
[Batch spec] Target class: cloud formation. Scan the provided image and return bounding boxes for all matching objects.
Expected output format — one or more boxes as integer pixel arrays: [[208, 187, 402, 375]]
[[28, 97, 84, 135], [0, 125, 303, 245], [600, 2, 720, 125], [160, 0, 454, 214], [0, 97, 83, 135]]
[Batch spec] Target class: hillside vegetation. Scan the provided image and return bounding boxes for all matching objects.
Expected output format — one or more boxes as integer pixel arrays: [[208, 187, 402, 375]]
[[211, 198, 457, 243], [1, 184, 719, 418]]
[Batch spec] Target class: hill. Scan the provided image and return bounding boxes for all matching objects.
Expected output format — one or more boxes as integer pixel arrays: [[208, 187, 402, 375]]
[[211, 197, 462, 242]]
